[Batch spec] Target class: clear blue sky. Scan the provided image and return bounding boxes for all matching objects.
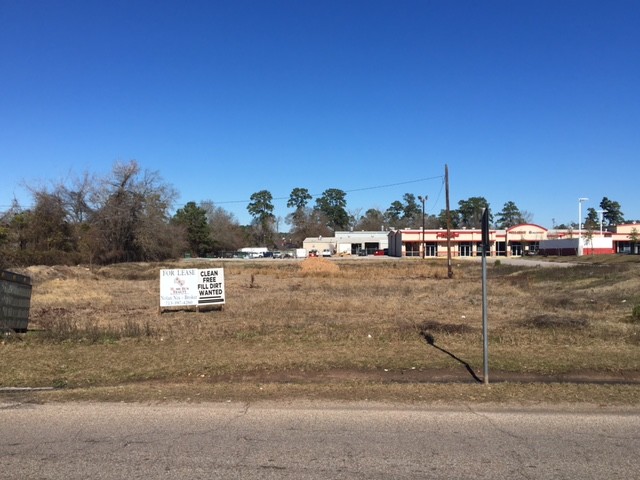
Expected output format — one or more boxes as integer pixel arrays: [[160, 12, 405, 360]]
[[2, 0, 639, 228]]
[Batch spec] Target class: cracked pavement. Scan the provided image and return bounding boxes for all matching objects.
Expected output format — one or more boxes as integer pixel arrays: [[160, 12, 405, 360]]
[[1, 401, 639, 479]]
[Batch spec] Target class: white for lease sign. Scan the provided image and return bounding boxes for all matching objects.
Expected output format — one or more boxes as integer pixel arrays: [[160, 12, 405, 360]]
[[160, 268, 225, 307]]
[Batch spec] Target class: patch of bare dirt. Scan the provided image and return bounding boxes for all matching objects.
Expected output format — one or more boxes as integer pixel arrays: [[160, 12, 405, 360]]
[[299, 257, 340, 274]]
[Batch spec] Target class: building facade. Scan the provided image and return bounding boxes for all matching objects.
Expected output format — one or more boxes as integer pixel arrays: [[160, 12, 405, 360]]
[[302, 224, 639, 258], [388, 224, 547, 257], [303, 231, 390, 256], [387, 223, 640, 257], [608, 223, 640, 254]]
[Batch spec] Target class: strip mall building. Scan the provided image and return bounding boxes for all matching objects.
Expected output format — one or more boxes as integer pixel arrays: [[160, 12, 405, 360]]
[[387, 223, 640, 257]]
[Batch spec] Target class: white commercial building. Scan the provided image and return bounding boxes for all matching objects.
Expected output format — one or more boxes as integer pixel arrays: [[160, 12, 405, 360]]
[[303, 231, 390, 256]]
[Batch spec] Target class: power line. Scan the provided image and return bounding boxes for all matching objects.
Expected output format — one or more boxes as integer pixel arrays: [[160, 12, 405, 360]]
[[427, 177, 446, 214], [210, 175, 445, 206], [1, 175, 445, 211]]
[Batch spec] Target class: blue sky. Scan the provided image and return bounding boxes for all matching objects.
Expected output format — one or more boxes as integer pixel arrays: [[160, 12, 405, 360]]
[[1, 0, 639, 228]]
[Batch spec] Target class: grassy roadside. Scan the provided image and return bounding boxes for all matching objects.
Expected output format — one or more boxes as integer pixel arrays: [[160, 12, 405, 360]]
[[2, 257, 640, 404], [5, 381, 640, 406]]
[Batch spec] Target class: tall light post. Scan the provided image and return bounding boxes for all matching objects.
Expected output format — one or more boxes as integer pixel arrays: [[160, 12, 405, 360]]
[[417, 195, 427, 259], [578, 197, 588, 255], [597, 209, 607, 236]]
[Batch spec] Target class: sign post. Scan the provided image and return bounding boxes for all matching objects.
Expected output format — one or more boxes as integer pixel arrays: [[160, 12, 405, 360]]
[[481, 208, 490, 385]]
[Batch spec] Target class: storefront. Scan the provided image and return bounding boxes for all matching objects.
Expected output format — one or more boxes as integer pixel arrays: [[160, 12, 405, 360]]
[[388, 224, 549, 258]]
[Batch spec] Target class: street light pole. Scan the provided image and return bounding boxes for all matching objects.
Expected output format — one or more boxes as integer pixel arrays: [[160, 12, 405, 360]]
[[578, 197, 588, 255], [418, 195, 427, 259], [597, 209, 607, 236]]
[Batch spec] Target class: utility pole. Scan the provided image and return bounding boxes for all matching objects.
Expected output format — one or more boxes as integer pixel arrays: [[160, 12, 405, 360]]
[[418, 195, 427, 259], [445, 165, 453, 278]]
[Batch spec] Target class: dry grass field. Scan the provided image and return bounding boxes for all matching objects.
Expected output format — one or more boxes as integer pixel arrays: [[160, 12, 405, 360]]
[[2, 256, 640, 404]]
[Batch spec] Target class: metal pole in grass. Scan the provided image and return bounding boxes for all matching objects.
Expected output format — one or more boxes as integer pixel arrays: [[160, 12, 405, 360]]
[[445, 165, 453, 278], [481, 207, 490, 385]]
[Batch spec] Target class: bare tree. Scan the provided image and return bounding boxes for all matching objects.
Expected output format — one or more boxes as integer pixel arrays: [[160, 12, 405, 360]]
[[355, 208, 385, 231], [286, 207, 333, 246], [57, 171, 95, 224], [348, 207, 363, 230], [201, 200, 246, 254], [90, 160, 178, 262]]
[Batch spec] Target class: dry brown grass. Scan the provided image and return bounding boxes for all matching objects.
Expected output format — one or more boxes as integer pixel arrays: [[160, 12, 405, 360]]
[[2, 258, 640, 403]]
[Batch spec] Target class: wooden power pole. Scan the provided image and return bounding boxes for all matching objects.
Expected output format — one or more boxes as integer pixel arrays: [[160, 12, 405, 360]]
[[445, 164, 453, 279]]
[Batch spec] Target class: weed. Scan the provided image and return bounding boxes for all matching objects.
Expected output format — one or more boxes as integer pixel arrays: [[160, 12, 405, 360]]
[[30, 313, 157, 343], [520, 315, 589, 330], [415, 320, 476, 335], [123, 319, 142, 337], [52, 378, 68, 389], [541, 295, 574, 309], [1, 329, 23, 343]]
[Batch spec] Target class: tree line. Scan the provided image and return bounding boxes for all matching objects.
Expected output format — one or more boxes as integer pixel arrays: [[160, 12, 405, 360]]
[[0, 160, 631, 267]]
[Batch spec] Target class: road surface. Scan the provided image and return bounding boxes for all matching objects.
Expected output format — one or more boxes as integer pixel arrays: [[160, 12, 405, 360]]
[[1, 401, 638, 479]]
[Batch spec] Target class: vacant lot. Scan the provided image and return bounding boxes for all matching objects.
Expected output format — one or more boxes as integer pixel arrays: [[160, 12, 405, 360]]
[[2, 257, 640, 404]]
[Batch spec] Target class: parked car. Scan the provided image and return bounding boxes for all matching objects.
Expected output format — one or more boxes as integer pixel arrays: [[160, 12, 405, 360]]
[[322, 249, 332, 257], [373, 249, 385, 256], [357, 249, 367, 256], [309, 250, 319, 257]]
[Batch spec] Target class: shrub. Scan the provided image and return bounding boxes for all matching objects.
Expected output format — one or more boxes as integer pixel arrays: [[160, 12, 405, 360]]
[[632, 305, 640, 323]]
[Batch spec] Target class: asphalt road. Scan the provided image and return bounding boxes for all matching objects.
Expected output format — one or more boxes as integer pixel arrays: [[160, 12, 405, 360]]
[[1, 401, 639, 479]]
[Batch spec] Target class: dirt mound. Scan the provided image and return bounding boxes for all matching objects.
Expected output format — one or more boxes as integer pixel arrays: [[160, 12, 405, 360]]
[[299, 257, 340, 274], [18, 265, 94, 284]]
